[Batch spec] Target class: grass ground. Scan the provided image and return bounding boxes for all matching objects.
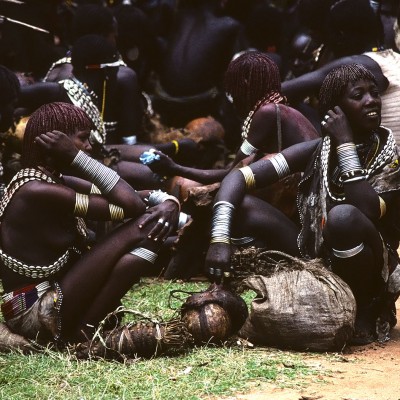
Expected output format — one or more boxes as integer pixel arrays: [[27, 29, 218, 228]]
[[0, 278, 329, 400]]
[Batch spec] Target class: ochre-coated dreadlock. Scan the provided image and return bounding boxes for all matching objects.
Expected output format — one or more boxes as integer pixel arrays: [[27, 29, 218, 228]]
[[224, 50, 283, 118], [22, 102, 94, 168], [318, 63, 377, 117]]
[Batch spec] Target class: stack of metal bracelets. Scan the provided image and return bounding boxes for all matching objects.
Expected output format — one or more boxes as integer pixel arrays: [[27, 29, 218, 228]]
[[210, 201, 235, 244], [130, 190, 183, 264], [146, 189, 181, 213], [146, 189, 190, 229], [71, 150, 120, 194], [74, 192, 125, 221], [269, 153, 291, 179], [129, 247, 158, 264], [239, 166, 256, 189], [336, 142, 367, 183]]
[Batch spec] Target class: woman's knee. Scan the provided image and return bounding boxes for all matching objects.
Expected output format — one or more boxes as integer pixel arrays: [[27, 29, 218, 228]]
[[110, 253, 145, 284], [324, 204, 382, 261], [324, 204, 366, 240]]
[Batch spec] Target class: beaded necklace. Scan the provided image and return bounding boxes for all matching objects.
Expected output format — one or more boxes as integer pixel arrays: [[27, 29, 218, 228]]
[[72, 76, 99, 102], [60, 78, 107, 145], [0, 168, 88, 278], [321, 129, 395, 202], [241, 91, 286, 140]]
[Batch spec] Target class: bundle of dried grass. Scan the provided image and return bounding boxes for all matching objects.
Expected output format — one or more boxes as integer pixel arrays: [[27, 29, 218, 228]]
[[230, 246, 283, 293], [230, 247, 330, 292], [72, 309, 193, 361], [180, 283, 248, 344], [233, 249, 356, 351]]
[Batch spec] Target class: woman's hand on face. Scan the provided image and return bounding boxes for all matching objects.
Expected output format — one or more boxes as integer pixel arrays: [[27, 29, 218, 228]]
[[205, 243, 233, 284], [137, 200, 180, 242], [321, 106, 354, 145], [34, 130, 79, 167]]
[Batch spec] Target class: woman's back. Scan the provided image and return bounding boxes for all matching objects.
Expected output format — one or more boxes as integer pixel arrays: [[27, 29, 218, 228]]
[[159, 8, 244, 96], [245, 102, 319, 155]]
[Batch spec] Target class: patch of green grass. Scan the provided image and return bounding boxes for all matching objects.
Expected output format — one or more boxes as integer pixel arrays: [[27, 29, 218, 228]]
[[0, 279, 326, 400]]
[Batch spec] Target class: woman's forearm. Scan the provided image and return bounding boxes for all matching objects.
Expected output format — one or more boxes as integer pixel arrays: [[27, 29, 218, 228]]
[[171, 164, 229, 184]]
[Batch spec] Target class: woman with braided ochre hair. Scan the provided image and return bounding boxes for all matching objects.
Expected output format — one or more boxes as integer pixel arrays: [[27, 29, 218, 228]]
[[136, 51, 320, 280], [0, 102, 180, 345], [205, 63, 400, 345], [145, 50, 318, 185], [225, 50, 318, 166]]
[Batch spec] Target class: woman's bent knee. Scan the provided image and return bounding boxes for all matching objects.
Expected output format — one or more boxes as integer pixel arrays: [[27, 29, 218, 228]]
[[325, 204, 366, 237]]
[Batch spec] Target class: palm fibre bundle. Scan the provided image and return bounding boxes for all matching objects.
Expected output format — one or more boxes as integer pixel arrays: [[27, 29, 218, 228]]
[[73, 315, 192, 361]]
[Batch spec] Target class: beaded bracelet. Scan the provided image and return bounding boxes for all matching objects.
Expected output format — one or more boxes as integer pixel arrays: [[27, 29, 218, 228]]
[[339, 168, 367, 184]]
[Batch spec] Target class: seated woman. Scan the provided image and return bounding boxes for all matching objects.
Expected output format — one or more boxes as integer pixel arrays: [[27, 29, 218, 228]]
[[23, 34, 144, 146], [0, 102, 180, 345], [146, 50, 319, 186], [15, 34, 200, 191], [205, 64, 400, 344], [141, 50, 320, 279]]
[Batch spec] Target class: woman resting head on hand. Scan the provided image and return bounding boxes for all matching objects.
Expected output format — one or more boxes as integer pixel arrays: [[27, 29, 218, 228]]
[[205, 64, 400, 344], [0, 102, 180, 345]]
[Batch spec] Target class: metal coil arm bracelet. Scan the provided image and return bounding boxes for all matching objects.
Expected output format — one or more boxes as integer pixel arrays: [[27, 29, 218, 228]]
[[71, 150, 120, 194], [210, 201, 235, 245], [145, 190, 181, 213]]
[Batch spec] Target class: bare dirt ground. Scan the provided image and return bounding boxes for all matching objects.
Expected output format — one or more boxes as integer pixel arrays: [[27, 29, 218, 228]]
[[232, 303, 400, 400]]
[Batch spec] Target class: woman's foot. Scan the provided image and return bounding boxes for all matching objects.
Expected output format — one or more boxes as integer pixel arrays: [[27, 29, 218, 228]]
[[351, 301, 378, 345]]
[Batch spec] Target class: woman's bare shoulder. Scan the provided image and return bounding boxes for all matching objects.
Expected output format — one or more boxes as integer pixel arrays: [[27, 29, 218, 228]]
[[13, 179, 72, 205]]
